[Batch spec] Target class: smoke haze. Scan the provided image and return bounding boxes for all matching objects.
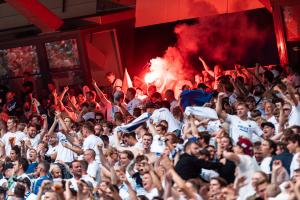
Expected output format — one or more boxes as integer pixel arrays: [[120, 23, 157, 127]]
[[145, 10, 270, 92]]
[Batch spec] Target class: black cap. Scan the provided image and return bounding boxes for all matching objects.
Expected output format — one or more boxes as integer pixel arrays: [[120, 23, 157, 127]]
[[145, 102, 156, 109], [261, 122, 275, 129]]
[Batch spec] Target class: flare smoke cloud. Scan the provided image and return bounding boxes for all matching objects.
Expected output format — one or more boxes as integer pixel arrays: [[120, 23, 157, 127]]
[[145, 11, 269, 92]]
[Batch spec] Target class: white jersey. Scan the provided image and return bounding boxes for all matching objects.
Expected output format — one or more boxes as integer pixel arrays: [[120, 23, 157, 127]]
[[226, 114, 262, 144], [1, 131, 27, 155]]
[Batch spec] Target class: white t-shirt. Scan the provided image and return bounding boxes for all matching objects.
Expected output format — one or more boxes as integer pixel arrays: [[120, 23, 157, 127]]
[[127, 98, 142, 115], [26, 134, 41, 148], [87, 160, 101, 183], [26, 193, 37, 200], [290, 152, 300, 177], [260, 156, 272, 174], [229, 93, 237, 106], [266, 116, 279, 134], [118, 178, 137, 200], [288, 105, 300, 127], [81, 174, 97, 188], [1, 131, 27, 155], [0, 178, 7, 188], [83, 134, 103, 162], [150, 108, 180, 132], [237, 155, 260, 200], [144, 188, 159, 200], [151, 135, 166, 155], [46, 145, 57, 157], [206, 120, 221, 134], [55, 132, 77, 163], [200, 169, 219, 182], [226, 115, 262, 144]]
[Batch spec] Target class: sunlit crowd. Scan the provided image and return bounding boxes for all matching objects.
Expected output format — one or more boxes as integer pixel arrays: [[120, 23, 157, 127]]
[[0, 59, 300, 200]]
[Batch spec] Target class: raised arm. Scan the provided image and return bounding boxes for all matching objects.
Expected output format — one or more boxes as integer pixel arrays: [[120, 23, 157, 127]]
[[55, 110, 70, 133], [147, 163, 163, 194], [161, 158, 198, 199], [229, 77, 248, 97], [223, 151, 240, 164], [198, 56, 214, 78], [216, 92, 228, 120], [113, 131, 138, 156], [284, 79, 299, 106], [39, 114, 48, 141], [97, 143, 109, 169], [82, 85, 90, 100], [58, 86, 69, 102], [92, 80, 111, 105], [61, 142, 83, 155], [32, 98, 41, 115], [47, 117, 58, 136], [119, 173, 138, 200]]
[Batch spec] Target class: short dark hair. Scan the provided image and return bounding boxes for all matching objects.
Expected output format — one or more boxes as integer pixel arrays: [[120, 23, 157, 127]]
[[151, 92, 162, 100], [124, 132, 136, 139], [80, 160, 89, 171], [264, 70, 274, 83], [27, 122, 38, 130], [224, 82, 234, 93], [17, 177, 31, 189], [102, 121, 114, 132], [18, 158, 29, 172], [264, 139, 277, 155], [236, 102, 248, 109], [165, 89, 174, 97], [286, 134, 300, 146], [39, 161, 50, 173], [211, 177, 228, 187], [14, 183, 26, 198], [8, 116, 18, 124], [11, 146, 21, 158], [161, 100, 170, 110], [114, 112, 124, 122], [127, 87, 136, 97], [133, 108, 142, 118], [245, 96, 256, 103], [121, 150, 134, 161], [199, 132, 211, 145], [142, 133, 153, 140], [100, 135, 109, 144], [184, 141, 199, 152], [251, 110, 262, 118], [135, 155, 148, 163], [70, 160, 81, 169], [82, 121, 94, 133], [156, 124, 167, 132]]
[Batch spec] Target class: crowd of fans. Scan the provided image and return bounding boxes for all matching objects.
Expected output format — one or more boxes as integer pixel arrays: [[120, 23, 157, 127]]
[[0, 59, 299, 200]]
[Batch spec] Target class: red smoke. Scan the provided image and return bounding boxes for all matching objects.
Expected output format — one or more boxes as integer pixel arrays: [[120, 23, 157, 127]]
[[144, 11, 269, 94]]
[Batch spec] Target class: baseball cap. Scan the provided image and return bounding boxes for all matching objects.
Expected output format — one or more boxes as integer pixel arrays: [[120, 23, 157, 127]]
[[261, 122, 275, 129], [237, 137, 253, 156]]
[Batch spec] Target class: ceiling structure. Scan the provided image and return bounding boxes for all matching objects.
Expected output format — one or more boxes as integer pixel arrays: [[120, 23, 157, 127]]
[[0, 0, 273, 34]]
